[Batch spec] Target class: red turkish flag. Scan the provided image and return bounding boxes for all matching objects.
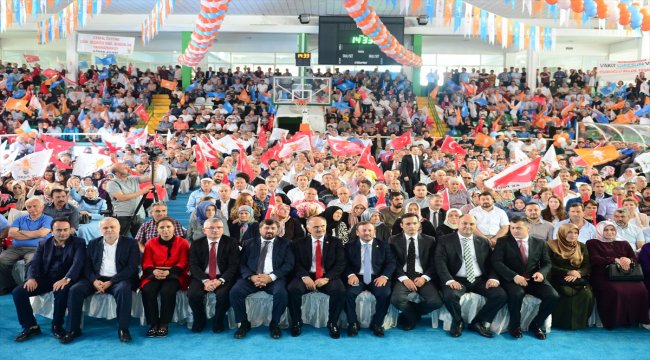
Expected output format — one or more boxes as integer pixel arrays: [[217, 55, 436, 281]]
[[327, 136, 364, 156], [104, 140, 119, 154], [258, 127, 267, 149], [23, 54, 40, 63], [134, 104, 149, 122], [35, 135, 74, 153], [390, 132, 412, 150], [485, 157, 542, 190], [236, 145, 255, 180], [441, 189, 450, 211], [358, 145, 384, 181], [194, 145, 207, 175], [264, 191, 276, 220], [439, 136, 467, 156], [42, 68, 59, 78], [260, 143, 281, 167], [473, 118, 484, 136]]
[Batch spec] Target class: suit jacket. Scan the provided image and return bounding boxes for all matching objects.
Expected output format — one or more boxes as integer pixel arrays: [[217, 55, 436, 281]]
[[434, 233, 496, 284], [189, 235, 240, 284], [389, 233, 437, 280], [400, 154, 423, 182], [240, 236, 295, 281], [421, 208, 446, 228], [292, 235, 346, 280], [345, 238, 396, 279], [84, 236, 139, 286], [27, 235, 86, 282], [216, 198, 237, 217], [491, 235, 551, 282]]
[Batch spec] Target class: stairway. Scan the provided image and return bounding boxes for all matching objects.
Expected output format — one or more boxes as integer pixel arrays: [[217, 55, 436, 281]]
[[416, 96, 447, 137], [145, 94, 171, 134]]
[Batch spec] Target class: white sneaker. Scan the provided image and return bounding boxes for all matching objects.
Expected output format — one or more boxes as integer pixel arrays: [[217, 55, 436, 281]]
[[641, 323, 650, 330]]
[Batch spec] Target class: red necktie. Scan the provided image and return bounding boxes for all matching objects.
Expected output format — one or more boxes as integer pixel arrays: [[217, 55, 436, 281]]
[[209, 241, 217, 280], [315, 239, 323, 279], [517, 239, 527, 268]]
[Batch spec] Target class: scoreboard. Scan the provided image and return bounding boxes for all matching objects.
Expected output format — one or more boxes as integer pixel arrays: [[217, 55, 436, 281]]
[[318, 16, 405, 66]]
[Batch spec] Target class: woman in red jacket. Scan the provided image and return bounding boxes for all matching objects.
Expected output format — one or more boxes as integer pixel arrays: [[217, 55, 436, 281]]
[[140, 217, 190, 337]]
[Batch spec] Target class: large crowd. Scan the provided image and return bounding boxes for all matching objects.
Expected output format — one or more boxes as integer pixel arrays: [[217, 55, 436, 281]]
[[0, 59, 650, 344]]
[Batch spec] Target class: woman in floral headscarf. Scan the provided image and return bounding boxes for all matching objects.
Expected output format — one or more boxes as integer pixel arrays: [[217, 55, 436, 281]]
[[228, 205, 257, 245]]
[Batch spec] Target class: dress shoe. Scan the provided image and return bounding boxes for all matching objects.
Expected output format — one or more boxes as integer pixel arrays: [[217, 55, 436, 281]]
[[60, 330, 82, 344], [327, 323, 340, 339], [269, 324, 282, 339], [15, 325, 42, 342], [509, 327, 523, 339], [290, 323, 302, 337], [347, 322, 359, 337], [119, 329, 132, 343], [234, 321, 251, 339], [191, 324, 205, 333], [370, 324, 385, 337], [0, 287, 12, 296], [156, 327, 168, 338], [530, 324, 546, 340], [469, 321, 494, 338], [212, 324, 225, 333], [146, 326, 158, 338], [450, 321, 464, 337], [51, 325, 66, 339]]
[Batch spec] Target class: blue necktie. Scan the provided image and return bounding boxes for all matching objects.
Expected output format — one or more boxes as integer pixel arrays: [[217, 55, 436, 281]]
[[363, 243, 372, 285]]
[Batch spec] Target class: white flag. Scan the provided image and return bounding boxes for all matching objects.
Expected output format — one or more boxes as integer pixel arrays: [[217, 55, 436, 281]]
[[635, 152, 650, 173], [9, 149, 53, 181], [72, 153, 114, 177], [269, 128, 290, 142], [542, 145, 560, 173]]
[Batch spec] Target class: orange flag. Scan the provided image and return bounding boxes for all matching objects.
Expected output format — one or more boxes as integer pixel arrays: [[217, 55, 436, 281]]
[[444, 0, 453, 26], [429, 87, 438, 100], [607, 100, 626, 110], [475, 133, 496, 148], [612, 110, 637, 124], [5, 98, 32, 116], [574, 145, 620, 166], [160, 79, 177, 91], [238, 89, 251, 103], [560, 102, 575, 117]]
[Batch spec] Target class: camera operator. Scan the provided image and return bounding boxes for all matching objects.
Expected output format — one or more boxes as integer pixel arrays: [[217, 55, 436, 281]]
[[107, 162, 155, 237]]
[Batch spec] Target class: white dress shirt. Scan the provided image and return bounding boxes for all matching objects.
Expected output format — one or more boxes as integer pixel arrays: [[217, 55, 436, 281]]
[[203, 238, 221, 277], [454, 235, 482, 279], [309, 237, 324, 274], [398, 234, 430, 282], [261, 238, 277, 281], [99, 238, 119, 277], [360, 240, 374, 276], [515, 236, 529, 259]]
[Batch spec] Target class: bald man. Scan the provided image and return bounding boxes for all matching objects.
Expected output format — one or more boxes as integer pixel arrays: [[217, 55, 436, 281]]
[[63, 218, 140, 343]]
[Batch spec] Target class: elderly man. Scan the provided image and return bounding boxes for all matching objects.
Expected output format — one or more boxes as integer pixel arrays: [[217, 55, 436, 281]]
[[107, 162, 155, 237], [597, 187, 626, 220], [44, 189, 80, 232], [613, 209, 646, 252], [134, 202, 185, 252], [11, 218, 85, 342], [446, 177, 470, 210], [0, 198, 53, 295], [63, 218, 139, 343], [327, 186, 353, 212], [186, 178, 219, 214]]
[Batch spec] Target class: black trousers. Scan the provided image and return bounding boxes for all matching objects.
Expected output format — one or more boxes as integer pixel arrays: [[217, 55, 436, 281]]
[[67, 279, 133, 332], [345, 276, 392, 327], [187, 278, 232, 329], [12, 277, 69, 329], [229, 278, 287, 325], [116, 215, 144, 238], [141, 279, 180, 326], [441, 276, 508, 324], [287, 276, 345, 326], [501, 280, 559, 330], [390, 279, 443, 324]]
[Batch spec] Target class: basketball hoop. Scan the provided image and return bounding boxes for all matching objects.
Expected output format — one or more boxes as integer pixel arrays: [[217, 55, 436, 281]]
[[291, 99, 309, 114]]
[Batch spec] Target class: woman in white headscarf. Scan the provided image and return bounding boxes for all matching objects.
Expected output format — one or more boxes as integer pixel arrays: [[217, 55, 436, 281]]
[[435, 208, 463, 238], [586, 221, 650, 330]]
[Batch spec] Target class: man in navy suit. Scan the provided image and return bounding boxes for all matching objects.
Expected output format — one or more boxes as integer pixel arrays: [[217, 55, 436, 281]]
[[288, 216, 346, 339], [344, 222, 396, 337], [230, 219, 295, 339], [435, 215, 507, 338], [62, 217, 140, 343], [491, 217, 559, 340], [11, 218, 86, 342]]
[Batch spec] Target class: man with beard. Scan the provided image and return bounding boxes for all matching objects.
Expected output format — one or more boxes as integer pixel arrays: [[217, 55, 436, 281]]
[[524, 203, 554, 241], [469, 192, 510, 248], [613, 209, 646, 251], [44, 189, 80, 232], [380, 192, 405, 230], [107, 163, 155, 237]]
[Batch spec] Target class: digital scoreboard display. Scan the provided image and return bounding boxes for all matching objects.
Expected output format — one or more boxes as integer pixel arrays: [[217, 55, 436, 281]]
[[318, 16, 405, 66]]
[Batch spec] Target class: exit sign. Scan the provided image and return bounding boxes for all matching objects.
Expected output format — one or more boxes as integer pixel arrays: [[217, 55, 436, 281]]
[[295, 52, 311, 66]]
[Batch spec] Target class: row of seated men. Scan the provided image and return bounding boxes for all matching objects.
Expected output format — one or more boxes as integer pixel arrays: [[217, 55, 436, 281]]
[[7, 210, 571, 344]]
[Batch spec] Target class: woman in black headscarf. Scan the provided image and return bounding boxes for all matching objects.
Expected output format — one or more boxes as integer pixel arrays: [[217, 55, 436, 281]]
[[323, 206, 349, 245]]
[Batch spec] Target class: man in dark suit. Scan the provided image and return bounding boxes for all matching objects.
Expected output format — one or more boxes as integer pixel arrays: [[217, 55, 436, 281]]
[[345, 222, 396, 337], [400, 145, 423, 197], [11, 218, 86, 342], [215, 183, 237, 219], [230, 219, 295, 339], [491, 217, 559, 340], [389, 213, 443, 330], [421, 194, 446, 230], [288, 216, 346, 338], [63, 217, 139, 343], [435, 215, 507, 338], [188, 218, 240, 333]]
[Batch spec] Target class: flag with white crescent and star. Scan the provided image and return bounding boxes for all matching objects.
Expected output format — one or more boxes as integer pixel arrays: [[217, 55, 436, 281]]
[[484, 157, 542, 191]]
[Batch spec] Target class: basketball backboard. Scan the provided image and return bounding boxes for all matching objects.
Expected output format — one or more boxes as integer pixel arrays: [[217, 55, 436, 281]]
[[272, 76, 332, 106]]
